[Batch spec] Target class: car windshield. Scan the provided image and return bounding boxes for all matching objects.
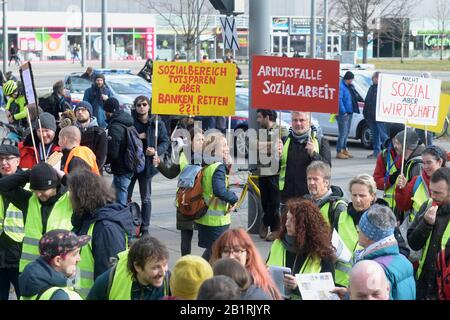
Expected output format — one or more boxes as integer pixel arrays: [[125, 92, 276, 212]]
[[107, 76, 152, 94], [353, 74, 372, 96], [68, 77, 91, 93], [236, 94, 248, 111]]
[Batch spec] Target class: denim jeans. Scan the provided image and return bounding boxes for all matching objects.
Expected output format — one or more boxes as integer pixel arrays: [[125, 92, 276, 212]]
[[368, 120, 389, 155], [127, 169, 157, 232], [113, 172, 133, 206], [336, 113, 353, 153]]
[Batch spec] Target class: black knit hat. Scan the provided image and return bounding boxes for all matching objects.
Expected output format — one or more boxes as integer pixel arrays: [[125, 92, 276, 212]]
[[0, 144, 20, 157], [29, 162, 59, 191], [94, 73, 105, 81], [103, 97, 120, 113], [343, 71, 355, 80]]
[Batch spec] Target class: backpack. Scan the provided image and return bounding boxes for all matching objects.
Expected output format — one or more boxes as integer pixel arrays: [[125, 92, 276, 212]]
[[436, 240, 450, 300], [121, 125, 146, 174], [176, 165, 212, 220]]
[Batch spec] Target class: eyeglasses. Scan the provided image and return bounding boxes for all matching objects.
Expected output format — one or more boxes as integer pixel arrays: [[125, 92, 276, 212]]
[[136, 102, 148, 107], [221, 247, 247, 257], [76, 107, 87, 112], [0, 156, 18, 163]]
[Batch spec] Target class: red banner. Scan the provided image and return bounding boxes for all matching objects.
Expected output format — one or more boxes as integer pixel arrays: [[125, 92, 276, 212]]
[[251, 56, 340, 113]]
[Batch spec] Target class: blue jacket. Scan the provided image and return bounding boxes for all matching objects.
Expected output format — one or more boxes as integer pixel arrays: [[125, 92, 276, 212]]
[[72, 202, 134, 279], [364, 244, 416, 300], [83, 84, 112, 128], [19, 257, 73, 300], [338, 79, 353, 115], [212, 163, 238, 205]]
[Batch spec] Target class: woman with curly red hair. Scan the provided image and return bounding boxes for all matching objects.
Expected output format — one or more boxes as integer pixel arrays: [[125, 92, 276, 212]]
[[210, 228, 282, 300], [267, 198, 335, 299]]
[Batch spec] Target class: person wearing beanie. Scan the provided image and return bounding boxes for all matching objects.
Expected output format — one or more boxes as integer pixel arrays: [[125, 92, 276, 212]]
[[18, 112, 61, 169], [373, 122, 404, 212], [82, 72, 111, 128], [0, 144, 24, 299], [336, 70, 358, 159], [87, 235, 171, 300], [0, 162, 74, 274], [74, 101, 108, 174], [170, 255, 213, 300], [104, 97, 135, 206], [355, 204, 415, 300], [19, 229, 90, 300], [41, 80, 71, 120]]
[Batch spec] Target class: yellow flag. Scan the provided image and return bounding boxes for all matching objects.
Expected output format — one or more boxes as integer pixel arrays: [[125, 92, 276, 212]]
[[408, 93, 450, 133]]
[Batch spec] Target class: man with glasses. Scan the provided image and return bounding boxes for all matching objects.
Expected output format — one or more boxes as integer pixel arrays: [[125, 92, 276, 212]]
[[127, 96, 169, 236], [74, 101, 108, 174], [0, 145, 24, 299]]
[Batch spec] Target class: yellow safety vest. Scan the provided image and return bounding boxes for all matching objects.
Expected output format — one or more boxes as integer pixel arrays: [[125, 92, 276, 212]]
[[416, 200, 450, 279], [108, 250, 169, 300], [334, 210, 363, 287], [195, 162, 231, 227], [319, 199, 347, 227], [410, 175, 429, 221], [19, 192, 73, 272], [21, 286, 82, 300], [382, 149, 398, 210], [279, 135, 319, 191]]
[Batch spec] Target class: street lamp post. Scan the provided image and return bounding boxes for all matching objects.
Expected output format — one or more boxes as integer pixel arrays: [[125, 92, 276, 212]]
[[101, 0, 107, 68], [81, 0, 86, 67], [310, 0, 316, 58], [2, 0, 7, 75], [323, 0, 328, 59]]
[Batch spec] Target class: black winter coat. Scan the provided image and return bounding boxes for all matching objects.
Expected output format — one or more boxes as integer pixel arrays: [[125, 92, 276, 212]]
[[363, 84, 377, 121], [42, 92, 71, 120], [75, 117, 108, 173], [106, 111, 134, 175]]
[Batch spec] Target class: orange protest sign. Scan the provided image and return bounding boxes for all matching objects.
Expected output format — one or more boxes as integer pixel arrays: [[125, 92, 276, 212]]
[[151, 62, 236, 116], [408, 93, 450, 133]]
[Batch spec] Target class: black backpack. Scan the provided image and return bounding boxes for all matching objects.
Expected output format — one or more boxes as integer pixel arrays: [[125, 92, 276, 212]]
[[121, 125, 146, 174]]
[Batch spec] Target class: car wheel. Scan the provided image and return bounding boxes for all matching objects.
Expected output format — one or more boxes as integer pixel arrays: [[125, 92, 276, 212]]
[[361, 123, 372, 149], [234, 126, 248, 158]]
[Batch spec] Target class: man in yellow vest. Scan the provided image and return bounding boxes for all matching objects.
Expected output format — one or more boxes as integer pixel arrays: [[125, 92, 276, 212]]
[[0, 145, 24, 300], [19, 229, 90, 300], [0, 162, 73, 272], [279, 111, 331, 212], [58, 125, 99, 175], [87, 235, 170, 300], [407, 167, 450, 300], [304, 160, 347, 227]]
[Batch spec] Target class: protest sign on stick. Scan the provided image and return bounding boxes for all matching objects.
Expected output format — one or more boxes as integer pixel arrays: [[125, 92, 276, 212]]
[[152, 62, 236, 116]]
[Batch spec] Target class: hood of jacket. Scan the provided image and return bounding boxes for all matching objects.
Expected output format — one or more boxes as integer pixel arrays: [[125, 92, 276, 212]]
[[19, 256, 69, 298], [75, 116, 99, 130], [107, 111, 134, 128], [83, 202, 134, 237]]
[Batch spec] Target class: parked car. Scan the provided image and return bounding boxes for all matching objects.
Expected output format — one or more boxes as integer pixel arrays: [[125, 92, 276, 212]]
[[64, 69, 152, 112], [312, 65, 374, 149]]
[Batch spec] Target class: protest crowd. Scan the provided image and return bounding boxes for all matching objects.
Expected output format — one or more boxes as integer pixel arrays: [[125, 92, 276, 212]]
[[0, 54, 449, 303]]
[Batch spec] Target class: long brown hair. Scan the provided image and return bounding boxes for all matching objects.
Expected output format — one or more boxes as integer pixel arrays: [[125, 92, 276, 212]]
[[210, 228, 282, 300], [278, 198, 335, 260]]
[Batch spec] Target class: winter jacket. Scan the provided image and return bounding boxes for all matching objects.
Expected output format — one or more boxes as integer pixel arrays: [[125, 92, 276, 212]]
[[241, 284, 272, 300], [19, 257, 74, 300], [363, 242, 416, 300], [0, 170, 68, 230], [18, 133, 61, 169], [348, 84, 360, 114], [82, 84, 111, 128], [72, 202, 134, 279], [304, 185, 348, 226], [6, 95, 27, 127], [338, 79, 353, 115], [131, 111, 170, 176], [402, 145, 425, 181], [363, 84, 377, 121], [42, 92, 71, 120], [212, 163, 239, 205], [281, 133, 331, 202], [407, 202, 450, 300], [75, 117, 108, 173], [395, 172, 430, 213], [87, 266, 170, 300], [373, 142, 402, 191], [106, 111, 134, 175]]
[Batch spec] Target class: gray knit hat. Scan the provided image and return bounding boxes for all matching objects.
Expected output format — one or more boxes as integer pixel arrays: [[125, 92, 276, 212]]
[[33, 112, 57, 133], [395, 128, 420, 150]]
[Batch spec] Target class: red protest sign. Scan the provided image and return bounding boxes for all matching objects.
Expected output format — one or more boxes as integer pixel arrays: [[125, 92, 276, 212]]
[[251, 56, 339, 113]]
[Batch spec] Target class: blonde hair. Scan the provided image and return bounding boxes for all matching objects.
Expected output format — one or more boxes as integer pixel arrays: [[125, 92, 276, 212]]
[[203, 131, 227, 158], [348, 174, 377, 196]]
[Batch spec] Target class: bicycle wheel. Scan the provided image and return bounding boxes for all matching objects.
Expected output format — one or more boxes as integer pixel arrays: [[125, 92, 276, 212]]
[[436, 117, 449, 139], [228, 184, 261, 232]]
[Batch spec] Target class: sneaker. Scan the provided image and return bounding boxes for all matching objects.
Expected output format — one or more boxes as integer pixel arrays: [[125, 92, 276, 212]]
[[259, 224, 268, 239], [343, 149, 354, 158], [265, 231, 278, 242], [336, 151, 349, 159]]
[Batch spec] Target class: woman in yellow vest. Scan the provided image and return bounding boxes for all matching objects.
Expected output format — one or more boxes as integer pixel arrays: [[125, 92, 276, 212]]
[[154, 126, 204, 256], [19, 229, 90, 300], [68, 170, 134, 298], [267, 198, 335, 299], [196, 132, 238, 261], [395, 146, 446, 220]]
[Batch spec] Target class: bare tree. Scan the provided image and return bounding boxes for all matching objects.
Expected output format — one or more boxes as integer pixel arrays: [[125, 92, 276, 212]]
[[330, 0, 408, 63], [382, 0, 418, 63], [434, 0, 450, 61], [141, 0, 213, 62]]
